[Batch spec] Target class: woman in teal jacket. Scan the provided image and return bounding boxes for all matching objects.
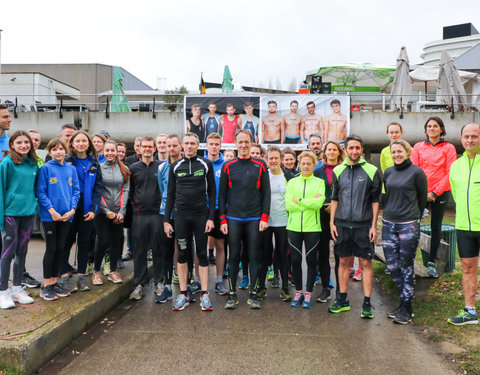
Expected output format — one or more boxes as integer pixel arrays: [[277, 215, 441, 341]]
[[285, 151, 325, 309], [0, 131, 38, 309]]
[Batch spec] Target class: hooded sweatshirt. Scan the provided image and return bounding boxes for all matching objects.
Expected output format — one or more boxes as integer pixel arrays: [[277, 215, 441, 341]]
[[0, 155, 38, 229], [37, 160, 80, 222]]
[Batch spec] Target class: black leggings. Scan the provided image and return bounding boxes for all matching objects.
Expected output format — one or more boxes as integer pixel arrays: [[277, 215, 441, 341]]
[[175, 214, 208, 267], [241, 241, 249, 277], [62, 198, 94, 275], [260, 226, 288, 289], [429, 191, 450, 261], [42, 221, 71, 279], [227, 219, 262, 293], [287, 231, 320, 293], [318, 210, 337, 289], [160, 215, 175, 284], [94, 214, 124, 273]]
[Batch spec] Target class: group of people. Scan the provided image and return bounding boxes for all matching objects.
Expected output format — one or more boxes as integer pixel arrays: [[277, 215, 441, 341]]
[[185, 99, 348, 146], [0, 100, 479, 326]]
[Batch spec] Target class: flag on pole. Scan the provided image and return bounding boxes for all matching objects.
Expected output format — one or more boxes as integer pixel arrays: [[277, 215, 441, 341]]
[[200, 73, 206, 94]]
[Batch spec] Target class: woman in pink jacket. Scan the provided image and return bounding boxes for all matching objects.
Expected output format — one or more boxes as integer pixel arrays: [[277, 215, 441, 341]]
[[411, 116, 457, 278]]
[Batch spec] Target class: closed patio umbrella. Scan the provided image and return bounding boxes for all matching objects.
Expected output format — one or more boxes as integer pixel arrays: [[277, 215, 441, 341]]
[[437, 51, 468, 110], [390, 46, 412, 110]]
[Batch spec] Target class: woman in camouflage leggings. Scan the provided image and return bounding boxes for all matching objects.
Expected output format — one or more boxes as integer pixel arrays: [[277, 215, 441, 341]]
[[382, 140, 428, 324]]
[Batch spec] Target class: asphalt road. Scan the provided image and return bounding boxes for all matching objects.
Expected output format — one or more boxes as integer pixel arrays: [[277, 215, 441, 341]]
[[30, 246, 456, 375]]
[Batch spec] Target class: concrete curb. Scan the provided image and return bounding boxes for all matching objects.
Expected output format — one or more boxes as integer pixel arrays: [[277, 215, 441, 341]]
[[0, 263, 152, 375]]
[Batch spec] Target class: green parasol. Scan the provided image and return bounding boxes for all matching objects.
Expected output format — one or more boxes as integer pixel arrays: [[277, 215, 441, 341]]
[[222, 65, 234, 94], [111, 66, 131, 112]]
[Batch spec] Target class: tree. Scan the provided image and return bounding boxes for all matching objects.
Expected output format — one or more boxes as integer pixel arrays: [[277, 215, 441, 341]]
[[163, 85, 189, 112], [288, 77, 297, 92], [276, 78, 282, 90]]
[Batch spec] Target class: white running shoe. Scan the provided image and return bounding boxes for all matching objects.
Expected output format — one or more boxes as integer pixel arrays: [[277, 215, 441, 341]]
[[0, 289, 15, 309], [11, 287, 34, 305]]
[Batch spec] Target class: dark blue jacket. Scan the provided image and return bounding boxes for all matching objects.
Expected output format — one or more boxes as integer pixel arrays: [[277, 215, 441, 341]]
[[65, 155, 103, 215]]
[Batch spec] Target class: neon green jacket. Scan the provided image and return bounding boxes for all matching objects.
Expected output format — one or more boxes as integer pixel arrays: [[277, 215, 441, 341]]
[[380, 145, 394, 173], [285, 174, 325, 232], [449, 152, 480, 231]]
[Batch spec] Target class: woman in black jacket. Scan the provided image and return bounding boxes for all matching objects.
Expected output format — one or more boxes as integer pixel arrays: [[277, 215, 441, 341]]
[[383, 139, 427, 324]]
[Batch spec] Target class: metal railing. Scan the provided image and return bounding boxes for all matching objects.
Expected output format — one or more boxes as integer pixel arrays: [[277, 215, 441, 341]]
[[1, 92, 478, 120]]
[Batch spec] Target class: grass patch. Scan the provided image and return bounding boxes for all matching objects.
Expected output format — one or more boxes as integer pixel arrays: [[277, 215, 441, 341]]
[[372, 261, 396, 296], [457, 349, 480, 375], [28, 290, 40, 298], [375, 259, 480, 374], [0, 364, 23, 375]]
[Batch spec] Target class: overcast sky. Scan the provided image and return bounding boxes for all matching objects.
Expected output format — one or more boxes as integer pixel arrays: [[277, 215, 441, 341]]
[[1, 0, 479, 91]]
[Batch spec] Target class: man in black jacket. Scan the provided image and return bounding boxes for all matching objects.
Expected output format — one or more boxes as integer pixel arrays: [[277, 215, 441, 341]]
[[219, 129, 270, 310], [328, 134, 381, 319], [164, 133, 216, 311], [129, 136, 162, 301]]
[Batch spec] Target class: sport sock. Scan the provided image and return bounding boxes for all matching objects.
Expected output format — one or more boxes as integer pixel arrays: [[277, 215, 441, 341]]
[[363, 296, 371, 304], [339, 293, 347, 302], [216, 276, 222, 283], [465, 306, 477, 316]]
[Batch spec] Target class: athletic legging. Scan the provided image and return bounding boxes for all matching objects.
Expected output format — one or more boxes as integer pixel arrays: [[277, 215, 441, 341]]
[[227, 219, 262, 293], [287, 230, 320, 293], [94, 214, 124, 273], [0, 216, 34, 291], [42, 221, 71, 279], [429, 191, 450, 262], [382, 220, 420, 303], [260, 226, 288, 289], [159, 215, 175, 285], [241, 241, 249, 277], [175, 214, 208, 267], [318, 209, 339, 290], [62, 198, 94, 275]]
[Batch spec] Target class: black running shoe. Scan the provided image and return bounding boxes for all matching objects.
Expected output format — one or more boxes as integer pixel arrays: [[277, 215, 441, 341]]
[[225, 293, 239, 309], [387, 305, 403, 319], [51, 283, 71, 298], [316, 288, 331, 303], [21, 272, 41, 288], [247, 294, 261, 309], [393, 307, 412, 325]]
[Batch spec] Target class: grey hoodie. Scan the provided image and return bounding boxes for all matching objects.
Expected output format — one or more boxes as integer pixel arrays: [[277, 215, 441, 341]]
[[99, 160, 130, 216]]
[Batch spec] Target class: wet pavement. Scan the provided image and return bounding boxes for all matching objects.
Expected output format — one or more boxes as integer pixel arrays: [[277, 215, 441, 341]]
[[35, 258, 457, 375]]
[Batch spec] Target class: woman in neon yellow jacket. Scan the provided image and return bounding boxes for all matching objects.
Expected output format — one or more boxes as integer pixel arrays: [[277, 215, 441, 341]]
[[285, 151, 325, 309]]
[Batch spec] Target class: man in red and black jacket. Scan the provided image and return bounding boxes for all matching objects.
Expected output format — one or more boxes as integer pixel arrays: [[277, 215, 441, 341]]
[[219, 129, 270, 309]]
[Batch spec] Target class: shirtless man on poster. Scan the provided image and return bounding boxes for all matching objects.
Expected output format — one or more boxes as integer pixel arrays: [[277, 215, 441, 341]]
[[283, 100, 303, 144], [262, 100, 284, 144], [324, 99, 348, 147], [301, 101, 323, 144]]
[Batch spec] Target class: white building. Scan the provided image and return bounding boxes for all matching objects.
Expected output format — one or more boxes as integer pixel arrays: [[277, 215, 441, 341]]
[[421, 23, 480, 66], [0, 72, 80, 111]]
